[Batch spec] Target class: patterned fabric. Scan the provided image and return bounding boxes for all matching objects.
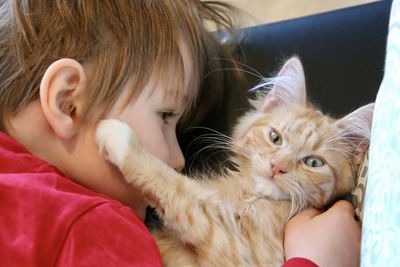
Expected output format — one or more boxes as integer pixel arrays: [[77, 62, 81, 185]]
[[361, 0, 400, 266], [352, 149, 369, 222]]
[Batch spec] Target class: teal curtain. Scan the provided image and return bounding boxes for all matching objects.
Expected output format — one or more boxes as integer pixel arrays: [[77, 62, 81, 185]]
[[362, 0, 400, 265]]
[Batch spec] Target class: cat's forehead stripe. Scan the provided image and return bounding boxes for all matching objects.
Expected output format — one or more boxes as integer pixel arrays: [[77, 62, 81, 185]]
[[274, 108, 336, 152]]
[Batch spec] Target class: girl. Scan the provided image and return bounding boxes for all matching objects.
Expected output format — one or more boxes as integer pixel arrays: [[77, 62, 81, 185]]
[[0, 0, 359, 266]]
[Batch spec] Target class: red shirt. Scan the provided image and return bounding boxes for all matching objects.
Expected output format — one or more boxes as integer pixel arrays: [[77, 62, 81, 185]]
[[283, 257, 319, 267], [0, 131, 318, 267], [0, 132, 163, 267]]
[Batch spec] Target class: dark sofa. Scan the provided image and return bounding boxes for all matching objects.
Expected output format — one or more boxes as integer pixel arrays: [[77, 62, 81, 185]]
[[239, 0, 391, 117], [178, 0, 392, 171]]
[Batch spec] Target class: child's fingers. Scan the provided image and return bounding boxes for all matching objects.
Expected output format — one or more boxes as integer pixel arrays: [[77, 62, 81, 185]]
[[326, 200, 355, 216], [287, 200, 356, 230], [287, 208, 322, 226]]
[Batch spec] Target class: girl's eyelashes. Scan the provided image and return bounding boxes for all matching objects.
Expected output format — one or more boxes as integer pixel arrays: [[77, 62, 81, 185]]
[[160, 111, 178, 124]]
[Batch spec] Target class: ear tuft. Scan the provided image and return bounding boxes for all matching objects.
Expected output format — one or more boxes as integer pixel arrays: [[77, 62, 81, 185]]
[[251, 56, 307, 112], [336, 103, 375, 149]]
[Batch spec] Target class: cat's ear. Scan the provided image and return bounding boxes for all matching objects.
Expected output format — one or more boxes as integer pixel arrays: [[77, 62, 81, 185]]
[[336, 103, 375, 148], [257, 56, 307, 113]]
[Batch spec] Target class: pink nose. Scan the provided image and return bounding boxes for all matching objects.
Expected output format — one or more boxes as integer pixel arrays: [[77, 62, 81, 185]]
[[271, 161, 287, 177]]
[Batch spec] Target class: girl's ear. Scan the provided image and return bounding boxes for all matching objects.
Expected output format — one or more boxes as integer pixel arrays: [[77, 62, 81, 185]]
[[257, 56, 307, 113], [336, 103, 375, 148], [40, 58, 87, 140]]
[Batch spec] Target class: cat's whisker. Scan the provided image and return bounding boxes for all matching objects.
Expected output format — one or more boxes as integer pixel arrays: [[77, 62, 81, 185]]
[[188, 135, 230, 149], [323, 146, 361, 175], [210, 57, 265, 80], [323, 135, 345, 145], [188, 144, 226, 165], [204, 67, 264, 81], [323, 135, 365, 157], [286, 180, 307, 221], [184, 129, 235, 166], [323, 145, 352, 156], [322, 133, 363, 169], [196, 134, 253, 158], [185, 126, 231, 139], [186, 132, 241, 152], [209, 58, 264, 79], [230, 142, 253, 156], [187, 136, 253, 168], [186, 141, 243, 173]]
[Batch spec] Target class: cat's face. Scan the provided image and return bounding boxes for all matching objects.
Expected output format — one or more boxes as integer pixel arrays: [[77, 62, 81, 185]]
[[233, 105, 354, 209], [231, 57, 373, 211]]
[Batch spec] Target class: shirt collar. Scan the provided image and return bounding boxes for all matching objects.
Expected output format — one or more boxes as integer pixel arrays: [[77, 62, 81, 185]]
[[0, 131, 62, 175]]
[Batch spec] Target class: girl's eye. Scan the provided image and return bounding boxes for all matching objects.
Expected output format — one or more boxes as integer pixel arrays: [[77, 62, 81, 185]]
[[269, 128, 282, 145], [303, 156, 325, 168], [160, 112, 177, 123]]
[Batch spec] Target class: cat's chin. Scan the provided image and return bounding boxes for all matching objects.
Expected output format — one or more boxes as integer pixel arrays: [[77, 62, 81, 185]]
[[254, 175, 289, 201]]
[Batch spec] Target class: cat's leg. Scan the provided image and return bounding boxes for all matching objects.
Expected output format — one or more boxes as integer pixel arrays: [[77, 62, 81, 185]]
[[96, 119, 200, 210], [154, 230, 200, 267], [96, 120, 237, 247]]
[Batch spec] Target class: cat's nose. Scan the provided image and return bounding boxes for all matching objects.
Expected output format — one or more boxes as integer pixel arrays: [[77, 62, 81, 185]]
[[270, 160, 288, 177]]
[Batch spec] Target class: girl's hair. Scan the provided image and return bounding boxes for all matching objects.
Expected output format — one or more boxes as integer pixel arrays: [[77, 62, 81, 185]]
[[0, 0, 245, 132]]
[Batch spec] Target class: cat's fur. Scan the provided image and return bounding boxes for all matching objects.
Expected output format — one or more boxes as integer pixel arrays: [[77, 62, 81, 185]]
[[96, 57, 373, 267]]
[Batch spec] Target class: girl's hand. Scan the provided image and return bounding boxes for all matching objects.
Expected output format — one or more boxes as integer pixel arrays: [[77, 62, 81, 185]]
[[284, 200, 361, 267]]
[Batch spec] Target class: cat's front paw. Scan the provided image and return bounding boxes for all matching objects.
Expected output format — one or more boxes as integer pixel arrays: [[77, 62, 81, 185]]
[[96, 119, 139, 168]]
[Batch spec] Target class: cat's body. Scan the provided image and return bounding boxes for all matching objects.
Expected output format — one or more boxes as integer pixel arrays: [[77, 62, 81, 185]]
[[154, 171, 292, 266], [96, 57, 373, 267]]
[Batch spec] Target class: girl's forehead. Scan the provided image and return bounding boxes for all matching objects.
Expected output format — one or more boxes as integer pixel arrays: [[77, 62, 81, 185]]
[[137, 65, 192, 111], [113, 37, 198, 116], [179, 39, 195, 86], [156, 39, 197, 107]]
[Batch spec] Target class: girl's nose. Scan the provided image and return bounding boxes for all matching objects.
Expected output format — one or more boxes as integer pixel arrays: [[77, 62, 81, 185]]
[[172, 148, 185, 172], [170, 141, 185, 172]]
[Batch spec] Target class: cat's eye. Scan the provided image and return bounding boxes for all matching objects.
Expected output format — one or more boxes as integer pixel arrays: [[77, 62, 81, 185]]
[[269, 128, 282, 145], [303, 156, 325, 168]]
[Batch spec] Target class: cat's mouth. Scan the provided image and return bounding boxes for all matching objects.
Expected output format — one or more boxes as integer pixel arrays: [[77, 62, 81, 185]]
[[264, 175, 275, 183], [258, 169, 276, 182], [253, 168, 275, 182], [253, 174, 288, 200]]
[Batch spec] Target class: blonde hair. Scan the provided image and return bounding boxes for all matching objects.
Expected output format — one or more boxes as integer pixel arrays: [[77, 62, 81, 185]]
[[0, 0, 244, 132]]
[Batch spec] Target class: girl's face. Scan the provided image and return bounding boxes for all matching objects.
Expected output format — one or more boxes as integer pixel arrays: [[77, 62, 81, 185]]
[[72, 77, 190, 218], [109, 78, 187, 173], [71, 45, 194, 218], [112, 39, 194, 173]]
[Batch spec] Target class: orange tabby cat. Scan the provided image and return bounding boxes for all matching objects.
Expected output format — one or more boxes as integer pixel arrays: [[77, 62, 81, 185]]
[[96, 57, 373, 267]]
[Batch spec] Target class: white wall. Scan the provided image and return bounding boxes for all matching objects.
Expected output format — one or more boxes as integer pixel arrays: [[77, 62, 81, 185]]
[[220, 0, 381, 26]]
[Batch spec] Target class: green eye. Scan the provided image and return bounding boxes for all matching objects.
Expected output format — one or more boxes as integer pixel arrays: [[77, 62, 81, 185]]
[[304, 157, 325, 168], [269, 128, 282, 145]]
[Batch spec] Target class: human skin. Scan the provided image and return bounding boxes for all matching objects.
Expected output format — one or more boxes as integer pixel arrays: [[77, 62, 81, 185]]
[[7, 54, 192, 220], [284, 200, 361, 267]]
